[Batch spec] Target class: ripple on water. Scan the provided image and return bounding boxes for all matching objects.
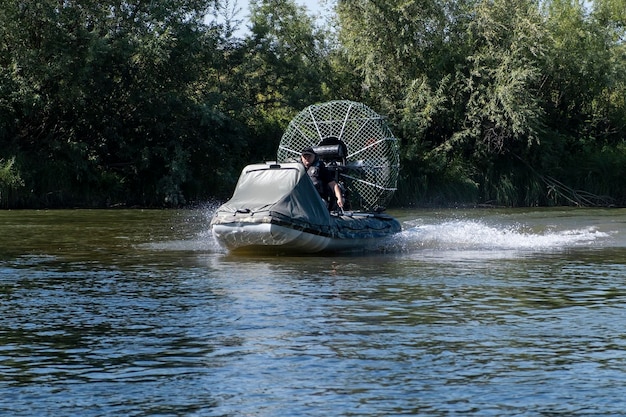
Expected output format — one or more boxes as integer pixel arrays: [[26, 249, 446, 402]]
[[2, 208, 626, 416]]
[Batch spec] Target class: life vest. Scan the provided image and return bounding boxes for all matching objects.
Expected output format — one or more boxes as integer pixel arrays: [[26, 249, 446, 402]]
[[307, 163, 327, 198]]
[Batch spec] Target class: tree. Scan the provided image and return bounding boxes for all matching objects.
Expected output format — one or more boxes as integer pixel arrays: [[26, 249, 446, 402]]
[[336, 0, 549, 205], [0, 0, 248, 207], [225, 0, 336, 162]]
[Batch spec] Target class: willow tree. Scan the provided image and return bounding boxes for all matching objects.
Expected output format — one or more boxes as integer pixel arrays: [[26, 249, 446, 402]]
[[452, 0, 548, 205], [337, 0, 549, 205], [336, 0, 452, 112], [337, 0, 626, 206], [590, 0, 626, 146], [529, 0, 626, 205]]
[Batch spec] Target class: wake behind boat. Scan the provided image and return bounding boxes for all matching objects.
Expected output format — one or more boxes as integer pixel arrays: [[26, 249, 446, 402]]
[[211, 100, 402, 253]]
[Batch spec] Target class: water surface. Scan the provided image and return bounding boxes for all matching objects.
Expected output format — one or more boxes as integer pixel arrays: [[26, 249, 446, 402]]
[[1, 208, 626, 416]]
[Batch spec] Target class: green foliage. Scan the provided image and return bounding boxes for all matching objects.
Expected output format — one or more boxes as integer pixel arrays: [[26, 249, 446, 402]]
[[336, 0, 453, 111], [394, 152, 480, 207], [457, 0, 546, 154], [0, 0, 248, 207], [0, 157, 23, 208], [1, 0, 625, 208], [541, 0, 612, 133], [248, 0, 328, 105], [557, 140, 626, 205], [337, 0, 626, 207]]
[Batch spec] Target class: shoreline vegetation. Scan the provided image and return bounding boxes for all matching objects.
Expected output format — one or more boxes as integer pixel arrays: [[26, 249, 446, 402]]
[[1, 0, 625, 209]]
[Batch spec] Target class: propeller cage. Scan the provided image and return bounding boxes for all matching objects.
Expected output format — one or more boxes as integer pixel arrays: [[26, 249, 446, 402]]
[[277, 100, 399, 211]]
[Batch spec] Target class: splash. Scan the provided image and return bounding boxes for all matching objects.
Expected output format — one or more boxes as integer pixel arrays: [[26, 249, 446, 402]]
[[137, 203, 227, 253], [394, 219, 611, 252]]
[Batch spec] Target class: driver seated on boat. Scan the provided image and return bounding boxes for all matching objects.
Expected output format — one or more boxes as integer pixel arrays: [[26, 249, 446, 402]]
[[301, 147, 344, 210]]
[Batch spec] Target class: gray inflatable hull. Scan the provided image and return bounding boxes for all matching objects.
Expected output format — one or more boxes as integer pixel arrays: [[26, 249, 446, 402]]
[[210, 163, 401, 253]]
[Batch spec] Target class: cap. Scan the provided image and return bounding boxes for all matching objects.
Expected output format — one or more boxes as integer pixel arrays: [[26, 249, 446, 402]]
[[301, 147, 316, 156]]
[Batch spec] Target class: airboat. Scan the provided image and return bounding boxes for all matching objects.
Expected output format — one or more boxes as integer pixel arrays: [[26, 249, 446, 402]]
[[210, 100, 402, 253]]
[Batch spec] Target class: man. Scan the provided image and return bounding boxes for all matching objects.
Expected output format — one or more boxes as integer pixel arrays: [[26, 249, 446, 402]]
[[300, 147, 344, 209]]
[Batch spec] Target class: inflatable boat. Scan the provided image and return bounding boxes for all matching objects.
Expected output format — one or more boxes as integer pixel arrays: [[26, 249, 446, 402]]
[[211, 100, 402, 254], [210, 162, 401, 253]]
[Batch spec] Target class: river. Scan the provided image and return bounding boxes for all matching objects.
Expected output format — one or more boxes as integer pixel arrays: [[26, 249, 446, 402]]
[[1, 207, 626, 416]]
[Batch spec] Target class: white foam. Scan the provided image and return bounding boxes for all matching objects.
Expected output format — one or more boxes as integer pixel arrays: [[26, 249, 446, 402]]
[[396, 219, 611, 252]]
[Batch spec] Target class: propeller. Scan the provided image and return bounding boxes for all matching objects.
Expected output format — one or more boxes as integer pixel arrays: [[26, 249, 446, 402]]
[[277, 100, 400, 211]]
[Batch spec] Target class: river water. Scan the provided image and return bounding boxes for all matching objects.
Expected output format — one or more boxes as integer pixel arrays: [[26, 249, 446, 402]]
[[1, 207, 626, 416]]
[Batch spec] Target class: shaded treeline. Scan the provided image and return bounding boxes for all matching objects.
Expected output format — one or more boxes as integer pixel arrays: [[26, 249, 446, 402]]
[[1, 0, 625, 208]]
